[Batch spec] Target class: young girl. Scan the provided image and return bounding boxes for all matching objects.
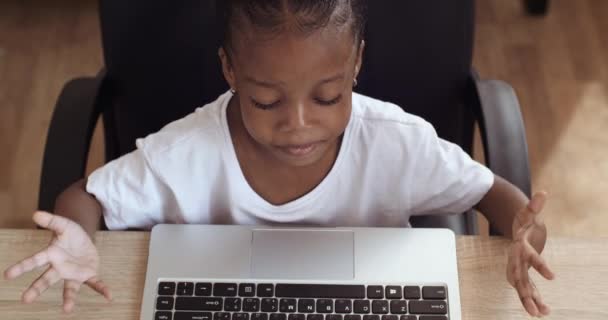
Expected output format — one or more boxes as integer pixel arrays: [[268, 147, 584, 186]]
[[4, 0, 554, 317]]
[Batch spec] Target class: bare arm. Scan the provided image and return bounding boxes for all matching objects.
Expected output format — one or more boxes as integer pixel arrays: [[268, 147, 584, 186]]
[[53, 178, 103, 240]]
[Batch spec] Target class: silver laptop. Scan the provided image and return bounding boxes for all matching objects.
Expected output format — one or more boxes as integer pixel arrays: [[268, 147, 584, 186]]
[[140, 225, 461, 320]]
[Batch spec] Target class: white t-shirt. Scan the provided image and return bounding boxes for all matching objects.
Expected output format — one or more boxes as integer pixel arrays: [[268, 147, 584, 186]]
[[87, 91, 494, 230]]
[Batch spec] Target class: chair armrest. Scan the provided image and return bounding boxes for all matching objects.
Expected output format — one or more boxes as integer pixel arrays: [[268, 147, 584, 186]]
[[38, 71, 106, 212], [470, 77, 532, 197], [525, 0, 550, 16]]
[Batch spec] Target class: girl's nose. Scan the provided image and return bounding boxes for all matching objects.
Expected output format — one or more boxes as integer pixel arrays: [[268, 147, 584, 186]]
[[281, 101, 310, 131]]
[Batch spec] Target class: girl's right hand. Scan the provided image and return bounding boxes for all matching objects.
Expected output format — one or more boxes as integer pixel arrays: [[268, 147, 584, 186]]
[[3, 211, 112, 313]]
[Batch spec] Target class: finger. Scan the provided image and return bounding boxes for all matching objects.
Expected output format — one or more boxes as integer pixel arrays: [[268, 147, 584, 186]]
[[522, 295, 540, 317], [508, 258, 521, 286], [86, 277, 113, 301], [529, 252, 556, 280], [22, 268, 61, 303], [531, 281, 551, 316], [527, 191, 548, 215], [508, 245, 525, 284], [63, 280, 82, 313], [33, 211, 71, 235], [3, 249, 50, 280], [514, 258, 541, 317], [515, 279, 539, 317]]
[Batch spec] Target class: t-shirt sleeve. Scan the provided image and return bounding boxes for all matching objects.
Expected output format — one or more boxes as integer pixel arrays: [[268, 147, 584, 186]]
[[407, 121, 494, 216], [85, 143, 169, 230]]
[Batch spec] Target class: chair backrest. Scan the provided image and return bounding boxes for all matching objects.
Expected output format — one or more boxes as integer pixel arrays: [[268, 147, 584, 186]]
[[98, 0, 478, 234], [99, 0, 226, 159], [360, 1, 475, 148]]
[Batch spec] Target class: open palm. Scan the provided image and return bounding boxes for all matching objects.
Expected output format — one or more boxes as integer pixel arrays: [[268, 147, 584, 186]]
[[507, 192, 555, 317], [3, 211, 112, 313]]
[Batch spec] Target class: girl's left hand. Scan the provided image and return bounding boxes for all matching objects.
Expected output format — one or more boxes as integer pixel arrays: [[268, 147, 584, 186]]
[[507, 191, 556, 318]]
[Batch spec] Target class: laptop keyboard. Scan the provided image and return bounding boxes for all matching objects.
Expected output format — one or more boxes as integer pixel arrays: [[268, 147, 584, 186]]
[[155, 283, 448, 320]]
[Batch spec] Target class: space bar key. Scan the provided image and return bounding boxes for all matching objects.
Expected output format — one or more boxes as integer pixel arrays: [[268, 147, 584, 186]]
[[275, 284, 366, 298]]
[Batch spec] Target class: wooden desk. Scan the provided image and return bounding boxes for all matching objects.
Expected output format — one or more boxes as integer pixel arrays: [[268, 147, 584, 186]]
[[0, 230, 607, 319]]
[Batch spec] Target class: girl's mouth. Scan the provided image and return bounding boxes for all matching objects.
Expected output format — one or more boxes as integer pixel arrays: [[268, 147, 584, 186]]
[[276, 141, 320, 156]]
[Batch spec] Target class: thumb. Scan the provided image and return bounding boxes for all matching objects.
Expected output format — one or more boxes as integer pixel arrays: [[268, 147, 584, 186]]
[[514, 191, 548, 234], [527, 191, 548, 215], [33, 211, 71, 235]]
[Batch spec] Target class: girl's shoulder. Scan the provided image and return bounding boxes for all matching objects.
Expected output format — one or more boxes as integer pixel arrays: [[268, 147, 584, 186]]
[[135, 93, 229, 161], [351, 92, 435, 137]]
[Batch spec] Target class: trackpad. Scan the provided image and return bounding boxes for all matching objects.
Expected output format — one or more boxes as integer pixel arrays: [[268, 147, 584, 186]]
[[251, 229, 354, 280]]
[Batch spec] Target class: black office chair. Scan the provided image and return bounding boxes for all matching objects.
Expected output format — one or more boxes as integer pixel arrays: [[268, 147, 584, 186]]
[[38, 0, 531, 235], [525, 0, 550, 16]]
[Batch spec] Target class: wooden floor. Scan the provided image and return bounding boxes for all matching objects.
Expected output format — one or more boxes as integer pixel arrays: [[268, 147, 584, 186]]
[[1, 0, 607, 236]]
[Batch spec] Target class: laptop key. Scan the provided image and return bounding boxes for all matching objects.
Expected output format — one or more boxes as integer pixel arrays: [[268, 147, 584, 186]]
[[288, 314, 306, 320], [174, 312, 212, 320], [276, 284, 365, 299], [419, 317, 448, 320], [244, 298, 261, 312], [215, 313, 231, 320], [354, 300, 370, 314], [335, 299, 353, 313], [307, 315, 323, 320], [389, 300, 407, 314], [155, 311, 173, 320], [175, 297, 222, 311], [403, 287, 421, 300], [261, 298, 279, 312], [381, 316, 397, 320], [363, 315, 380, 320], [409, 301, 447, 315], [317, 299, 333, 313], [280, 298, 298, 312], [371, 300, 388, 314], [422, 287, 446, 300], [399, 317, 417, 320], [195, 283, 212, 296], [298, 299, 315, 313], [258, 284, 274, 297], [225, 298, 242, 311], [178, 282, 195, 296], [327, 315, 343, 320], [159, 282, 176, 296], [239, 283, 256, 297], [345, 315, 362, 320], [252, 313, 269, 320], [214, 283, 238, 297], [233, 313, 249, 320], [156, 296, 174, 310], [270, 314, 287, 320], [367, 286, 383, 299], [385, 286, 402, 299]]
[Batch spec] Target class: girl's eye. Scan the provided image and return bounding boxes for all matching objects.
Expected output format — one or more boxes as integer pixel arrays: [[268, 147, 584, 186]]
[[315, 94, 343, 106], [251, 99, 280, 110], [251, 95, 342, 109]]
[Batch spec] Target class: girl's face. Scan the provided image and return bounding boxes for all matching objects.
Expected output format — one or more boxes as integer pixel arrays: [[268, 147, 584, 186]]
[[220, 26, 364, 167]]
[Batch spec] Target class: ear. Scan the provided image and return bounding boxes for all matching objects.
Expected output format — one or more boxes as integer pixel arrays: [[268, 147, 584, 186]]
[[219, 47, 237, 90], [354, 40, 365, 79]]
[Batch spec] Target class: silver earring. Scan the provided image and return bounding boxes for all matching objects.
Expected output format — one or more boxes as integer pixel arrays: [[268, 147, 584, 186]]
[[353, 78, 358, 87], [230, 88, 237, 94]]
